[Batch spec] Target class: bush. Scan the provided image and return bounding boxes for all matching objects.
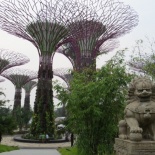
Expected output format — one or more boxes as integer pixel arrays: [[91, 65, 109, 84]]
[[55, 51, 133, 155]]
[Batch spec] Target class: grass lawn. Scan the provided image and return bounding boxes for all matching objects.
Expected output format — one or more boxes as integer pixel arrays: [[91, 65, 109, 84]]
[[0, 144, 19, 153], [58, 146, 116, 155], [58, 146, 78, 155]]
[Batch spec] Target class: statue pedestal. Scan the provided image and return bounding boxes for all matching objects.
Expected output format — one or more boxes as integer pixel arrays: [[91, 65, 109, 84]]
[[114, 138, 155, 155]]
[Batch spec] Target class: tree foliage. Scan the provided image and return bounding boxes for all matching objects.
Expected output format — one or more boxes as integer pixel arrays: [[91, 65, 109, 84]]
[[14, 107, 33, 131], [128, 38, 155, 79], [54, 52, 132, 155], [0, 90, 16, 135], [0, 107, 16, 134]]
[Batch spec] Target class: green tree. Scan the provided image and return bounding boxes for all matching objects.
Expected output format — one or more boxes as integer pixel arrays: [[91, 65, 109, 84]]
[[0, 107, 16, 134], [0, 90, 16, 137], [54, 52, 132, 155], [14, 107, 33, 131], [128, 38, 155, 79]]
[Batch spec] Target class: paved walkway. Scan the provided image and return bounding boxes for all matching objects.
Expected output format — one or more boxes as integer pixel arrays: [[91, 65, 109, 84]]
[[0, 135, 71, 155], [0, 149, 61, 155]]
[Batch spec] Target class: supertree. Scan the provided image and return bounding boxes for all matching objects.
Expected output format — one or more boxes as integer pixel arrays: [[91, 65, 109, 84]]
[[1, 68, 37, 111], [23, 81, 37, 112], [54, 68, 72, 88], [0, 49, 29, 74], [55, 0, 139, 71], [0, 0, 97, 136]]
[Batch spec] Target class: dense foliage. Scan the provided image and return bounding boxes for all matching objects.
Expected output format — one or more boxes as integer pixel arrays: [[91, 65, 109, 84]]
[[13, 107, 33, 131], [0, 107, 16, 134], [54, 52, 132, 155], [0, 91, 16, 135]]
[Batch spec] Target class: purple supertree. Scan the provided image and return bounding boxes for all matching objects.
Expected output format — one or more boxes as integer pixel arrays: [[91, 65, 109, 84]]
[[0, 49, 29, 74], [23, 81, 37, 112], [1, 68, 37, 111], [57, 39, 119, 70], [56, 0, 138, 71], [54, 68, 72, 88]]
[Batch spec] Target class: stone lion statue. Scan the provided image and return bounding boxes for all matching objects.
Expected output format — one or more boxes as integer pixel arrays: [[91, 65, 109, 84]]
[[118, 76, 155, 141]]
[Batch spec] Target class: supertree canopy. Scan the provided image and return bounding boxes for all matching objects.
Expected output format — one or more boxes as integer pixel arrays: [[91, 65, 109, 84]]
[[57, 39, 119, 70], [23, 81, 37, 112], [0, 49, 29, 74], [57, 0, 138, 71], [54, 68, 72, 88], [1, 68, 37, 111]]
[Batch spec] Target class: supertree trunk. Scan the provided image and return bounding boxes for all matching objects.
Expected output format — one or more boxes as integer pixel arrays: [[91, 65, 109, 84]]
[[23, 81, 37, 112], [14, 88, 22, 110], [24, 93, 30, 112], [31, 57, 54, 136]]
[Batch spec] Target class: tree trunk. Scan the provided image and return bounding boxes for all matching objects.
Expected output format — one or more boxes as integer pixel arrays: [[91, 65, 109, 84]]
[[13, 88, 22, 111], [24, 92, 30, 112], [31, 56, 55, 137]]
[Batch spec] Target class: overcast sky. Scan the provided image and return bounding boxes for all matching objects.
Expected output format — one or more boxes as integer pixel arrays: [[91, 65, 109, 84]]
[[0, 0, 155, 108]]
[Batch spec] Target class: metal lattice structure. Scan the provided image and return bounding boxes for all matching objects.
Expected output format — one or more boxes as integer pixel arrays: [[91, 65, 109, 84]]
[[0, 49, 30, 74], [23, 81, 37, 112], [1, 68, 37, 111], [0, 0, 96, 58], [54, 68, 72, 88], [55, 0, 139, 71], [57, 39, 119, 69]]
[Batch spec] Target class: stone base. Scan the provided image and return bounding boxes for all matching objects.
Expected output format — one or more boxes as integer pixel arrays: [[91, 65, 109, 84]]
[[114, 138, 155, 155]]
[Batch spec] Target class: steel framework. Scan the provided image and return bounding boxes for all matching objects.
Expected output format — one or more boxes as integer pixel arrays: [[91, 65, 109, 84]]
[[55, 0, 139, 70], [57, 39, 119, 70], [0, 49, 29, 74], [54, 68, 72, 88]]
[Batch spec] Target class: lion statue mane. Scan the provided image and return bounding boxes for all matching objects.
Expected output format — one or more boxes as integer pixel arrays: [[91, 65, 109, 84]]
[[118, 76, 155, 141]]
